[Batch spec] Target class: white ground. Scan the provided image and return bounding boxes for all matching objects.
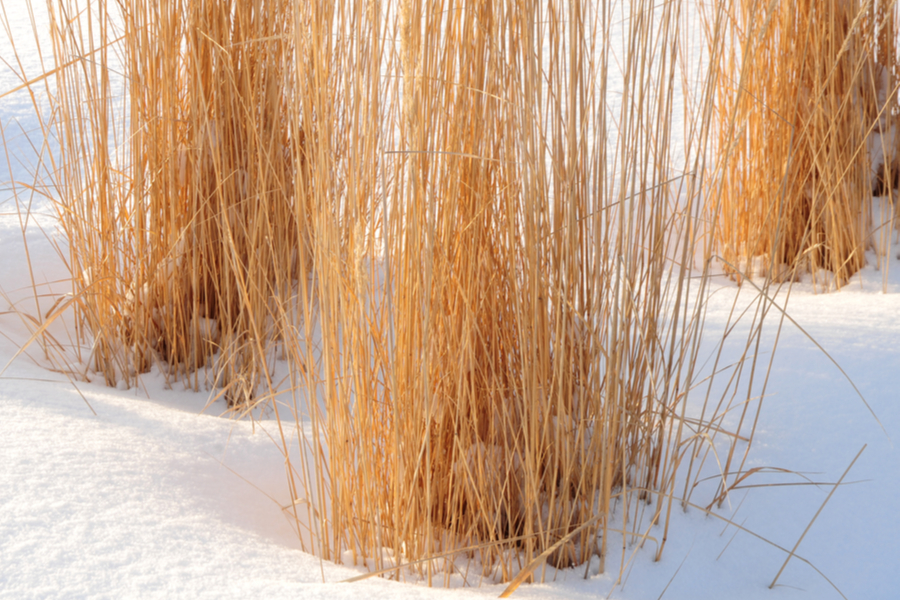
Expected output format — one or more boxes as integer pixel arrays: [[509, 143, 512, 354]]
[[2, 3, 899, 599]]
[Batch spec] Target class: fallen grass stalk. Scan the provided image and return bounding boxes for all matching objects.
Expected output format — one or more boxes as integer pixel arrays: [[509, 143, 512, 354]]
[[631, 485, 852, 600], [720, 263, 887, 436], [499, 516, 602, 598], [769, 444, 866, 590]]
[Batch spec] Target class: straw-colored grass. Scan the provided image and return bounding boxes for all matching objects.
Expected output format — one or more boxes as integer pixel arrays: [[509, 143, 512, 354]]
[[4, 0, 803, 590], [44, 0, 306, 401], [708, 0, 898, 289], [279, 0, 760, 583]]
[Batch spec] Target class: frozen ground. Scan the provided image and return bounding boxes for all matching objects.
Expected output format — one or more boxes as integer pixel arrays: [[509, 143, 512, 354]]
[[2, 3, 900, 599]]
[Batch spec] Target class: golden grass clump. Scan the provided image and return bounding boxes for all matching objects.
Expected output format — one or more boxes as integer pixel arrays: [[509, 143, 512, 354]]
[[282, 0, 752, 586], [47, 0, 307, 401], [709, 0, 898, 288]]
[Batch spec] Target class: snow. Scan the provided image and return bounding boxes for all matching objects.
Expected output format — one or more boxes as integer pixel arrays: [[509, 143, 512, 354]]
[[2, 2, 900, 599]]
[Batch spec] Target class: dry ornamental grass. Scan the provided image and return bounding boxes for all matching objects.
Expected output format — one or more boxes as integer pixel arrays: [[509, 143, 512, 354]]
[[3, 0, 886, 591], [708, 0, 899, 289]]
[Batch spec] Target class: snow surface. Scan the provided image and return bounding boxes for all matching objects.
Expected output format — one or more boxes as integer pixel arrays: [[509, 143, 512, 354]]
[[2, 3, 900, 599]]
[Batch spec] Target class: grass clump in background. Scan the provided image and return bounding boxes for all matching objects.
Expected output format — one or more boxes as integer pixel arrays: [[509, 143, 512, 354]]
[[708, 0, 898, 289]]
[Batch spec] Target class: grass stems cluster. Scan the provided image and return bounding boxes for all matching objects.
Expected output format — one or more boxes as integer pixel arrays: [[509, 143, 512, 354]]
[[260, 0, 749, 583], [7, 0, 884, 589], [708, 0, 898, 288], [46, 0, 305, 401]]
